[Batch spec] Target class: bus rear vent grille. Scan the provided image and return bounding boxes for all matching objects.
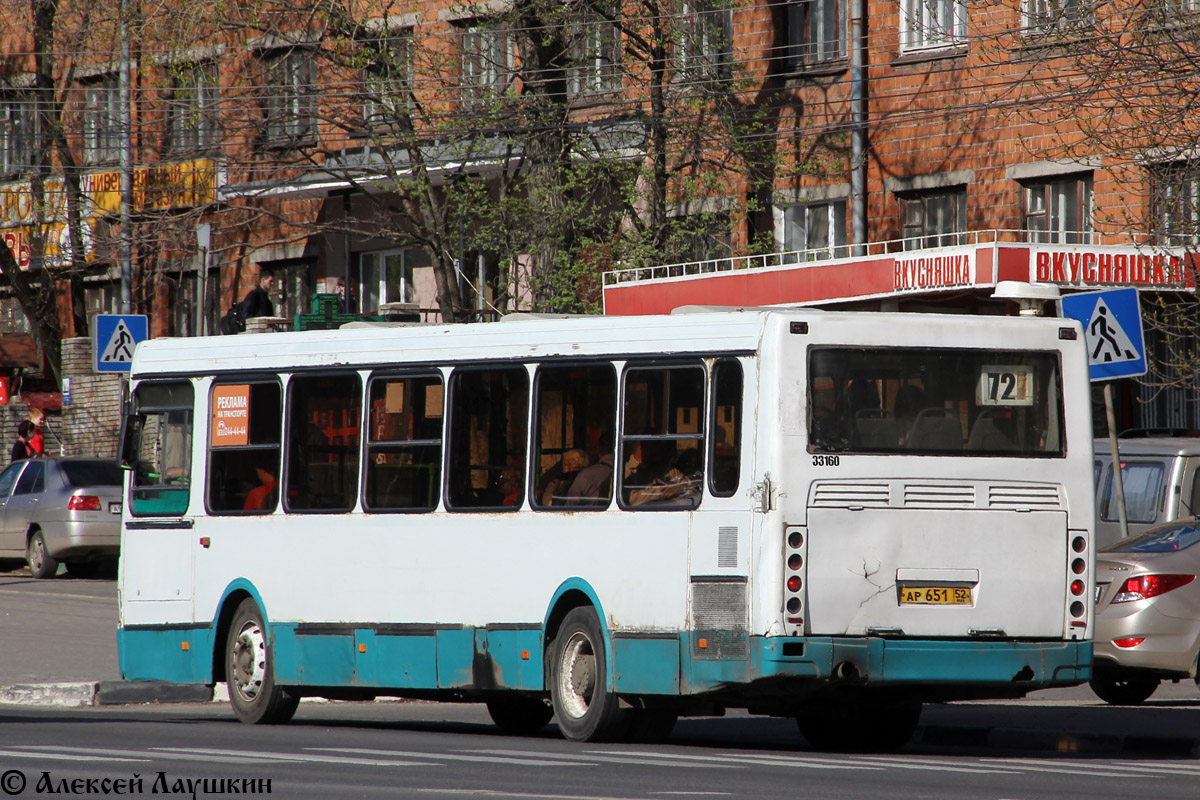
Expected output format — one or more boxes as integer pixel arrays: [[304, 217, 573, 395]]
[[810, 482, 890, 507], [987, 484, 1063, 510], [903, 483, 975, 508], [691, 580, 747, 660]]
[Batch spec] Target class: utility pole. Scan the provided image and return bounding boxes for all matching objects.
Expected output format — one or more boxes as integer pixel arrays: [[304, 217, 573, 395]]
[[119, 0, 133, 313]]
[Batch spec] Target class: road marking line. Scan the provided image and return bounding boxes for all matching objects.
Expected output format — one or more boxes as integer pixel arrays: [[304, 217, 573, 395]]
[[157, 746, 443, 767], [315, 747, 594, 767], [0, 749, 144, 763]]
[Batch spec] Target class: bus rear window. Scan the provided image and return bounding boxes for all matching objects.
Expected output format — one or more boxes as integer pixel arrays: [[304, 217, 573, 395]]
[[808, 347, 1064, 456]]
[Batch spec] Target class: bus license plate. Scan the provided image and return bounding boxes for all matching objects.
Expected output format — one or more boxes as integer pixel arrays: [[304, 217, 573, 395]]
[[900, 586, 972, 605]]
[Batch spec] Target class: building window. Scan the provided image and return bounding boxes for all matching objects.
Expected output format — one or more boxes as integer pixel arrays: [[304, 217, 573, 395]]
[[900, 0, 966, 52], [678, 0, 732, 81], [568, 10, 621, 96], [787, 0, 846, 68], [0, 91, 34, 178], [1022, 0, 1091, 33], [263, 49, 317, 142], [82, 74, 121, 164], [460, 20, 513, 107], [362, 31, 412, 128], [359, 249, 413, 314], [783, 201, 847, 259], [1151, 161, 1200, 245], [667, 212, 732, 264], [166, 61, 218, 153], [85, 281, 120, 320], [899, 188, 967, 249], [1022, 174, 1092, 244], [0, 296, 31, 334]]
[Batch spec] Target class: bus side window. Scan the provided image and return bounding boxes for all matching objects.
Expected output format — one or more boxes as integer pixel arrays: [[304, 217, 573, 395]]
[[285, 373, 362, 512], [620, 364, 705, 510], [446, 367, 529, 510], [710, 360, 742, 496], [532, 364, 616, 510], [364, 374, 443, 512], [207, 382, 281, 515]]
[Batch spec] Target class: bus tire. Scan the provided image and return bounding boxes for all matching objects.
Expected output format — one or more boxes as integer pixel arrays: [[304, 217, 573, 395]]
[[485, 696, 554, 735], [226, 598, 299, 725], [550, 607, 629, 742]]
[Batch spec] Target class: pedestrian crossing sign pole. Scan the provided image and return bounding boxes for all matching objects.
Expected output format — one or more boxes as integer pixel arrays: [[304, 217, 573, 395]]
[[1060, 287, 1147, 542], [94, 314, 148, 373]]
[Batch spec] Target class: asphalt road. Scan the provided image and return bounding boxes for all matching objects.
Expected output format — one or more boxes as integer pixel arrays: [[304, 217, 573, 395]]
[[2, 702, 1200, 800], [1, 561, 1199, 762]]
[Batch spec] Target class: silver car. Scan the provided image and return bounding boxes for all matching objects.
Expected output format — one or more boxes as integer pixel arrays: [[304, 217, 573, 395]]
[[0, 457, 123, 579], [1091, 516, 1200, 704]]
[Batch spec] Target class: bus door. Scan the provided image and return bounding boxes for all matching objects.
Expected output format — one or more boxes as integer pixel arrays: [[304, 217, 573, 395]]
[[120, 382, 196, 612]]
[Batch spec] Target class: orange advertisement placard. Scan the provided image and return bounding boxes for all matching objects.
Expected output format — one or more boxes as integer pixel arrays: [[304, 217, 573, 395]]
[[211, 385, 250, 447]]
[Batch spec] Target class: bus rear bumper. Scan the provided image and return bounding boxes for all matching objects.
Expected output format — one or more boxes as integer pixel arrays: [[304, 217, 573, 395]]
[[742, 635, 1092, 695]]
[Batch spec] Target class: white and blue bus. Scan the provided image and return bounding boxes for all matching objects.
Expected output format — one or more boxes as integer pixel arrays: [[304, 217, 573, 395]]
[[118, 308, 1095, 749]]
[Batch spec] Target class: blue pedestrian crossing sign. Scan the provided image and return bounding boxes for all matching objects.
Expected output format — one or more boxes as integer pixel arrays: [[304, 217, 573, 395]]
[[94, 314, 148, 373], [1060, 288, 1146, 382]]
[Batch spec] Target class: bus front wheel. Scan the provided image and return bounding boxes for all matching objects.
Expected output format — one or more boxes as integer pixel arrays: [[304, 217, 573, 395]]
[[550, 607, 628, 742], [225, 598, 299, 725]]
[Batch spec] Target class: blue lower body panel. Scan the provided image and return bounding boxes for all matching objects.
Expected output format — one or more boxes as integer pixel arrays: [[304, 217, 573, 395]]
[[121, 621, 1091, 703]]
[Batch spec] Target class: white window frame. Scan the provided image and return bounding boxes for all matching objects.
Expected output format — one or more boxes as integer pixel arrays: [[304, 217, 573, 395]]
[[359, 248, 414, 313], [83, 74, 121, 164], [363, 30, 413, 127], [1022, 0, 1090, 33], [569, 11, 621, 96], [784, 201, 847, 260], [460, 20, 514, 107], [1022, 174, 1093, 245], [168, 61, 218, 153], [0, 91, 34, 177], [678, 0, 733, 80], [264, 49, 317, 142], [1151, 161, 1200, 245], [788, 0, 846, 68], [900, 0, 966, 52]]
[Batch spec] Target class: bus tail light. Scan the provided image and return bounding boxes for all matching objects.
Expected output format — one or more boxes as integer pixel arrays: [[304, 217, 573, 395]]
[[68, 495, 103, 511], [1112, 574, 1195, 603]]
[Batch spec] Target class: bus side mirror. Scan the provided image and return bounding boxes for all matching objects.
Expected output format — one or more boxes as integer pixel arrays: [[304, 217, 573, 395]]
[[119, 413, 146, 471]]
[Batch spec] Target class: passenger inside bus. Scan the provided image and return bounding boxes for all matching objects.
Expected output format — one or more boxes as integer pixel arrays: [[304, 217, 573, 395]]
[[244, 465, 278, 511], [566, 431, 615, 506], [626, 441, 700, 507], [540, 449, 589, 506]]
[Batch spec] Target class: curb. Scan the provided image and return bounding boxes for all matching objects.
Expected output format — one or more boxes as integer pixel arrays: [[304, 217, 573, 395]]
[[0, 681, 213, 708], [918, 724, 1200, 757]]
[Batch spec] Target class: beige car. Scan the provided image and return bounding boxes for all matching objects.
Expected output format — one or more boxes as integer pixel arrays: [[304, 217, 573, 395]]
[[1091, 517, 1200, 704]]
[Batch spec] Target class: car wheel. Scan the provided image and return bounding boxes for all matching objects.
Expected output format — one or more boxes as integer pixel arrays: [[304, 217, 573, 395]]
[[26, 532, 58, 579], [1089, 673, 1159, 705], [549, 607, 629, 742], [225, 598, 299, 724]]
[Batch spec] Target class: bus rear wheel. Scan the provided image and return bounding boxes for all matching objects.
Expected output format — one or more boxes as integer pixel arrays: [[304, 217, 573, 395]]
[[226, 598, 299, 724], [550, 607, 629, 742]]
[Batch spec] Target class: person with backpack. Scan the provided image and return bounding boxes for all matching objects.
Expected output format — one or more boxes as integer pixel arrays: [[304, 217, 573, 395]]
[[241, 268, 276, 319], [220, 269, 276, 335]]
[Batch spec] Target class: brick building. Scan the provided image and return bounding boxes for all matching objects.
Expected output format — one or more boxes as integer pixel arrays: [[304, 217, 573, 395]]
[[0, 0, 1194, 449]]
